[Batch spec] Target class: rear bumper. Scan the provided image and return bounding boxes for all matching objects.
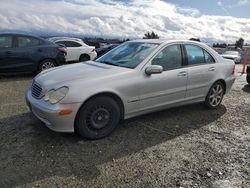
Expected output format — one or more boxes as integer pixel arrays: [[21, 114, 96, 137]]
[[55, 53, 66, 66], [26, 88, 81, 133], [89, 52, 97, 60], [225, 75, 236, 94]]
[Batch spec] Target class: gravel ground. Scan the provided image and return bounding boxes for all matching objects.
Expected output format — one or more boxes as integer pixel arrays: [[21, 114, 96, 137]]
[[0, 65, 249, 188]]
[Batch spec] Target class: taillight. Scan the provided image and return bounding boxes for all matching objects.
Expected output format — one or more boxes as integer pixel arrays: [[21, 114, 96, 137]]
[[91, 48, 96, 52], [59, 47, 67, 56]]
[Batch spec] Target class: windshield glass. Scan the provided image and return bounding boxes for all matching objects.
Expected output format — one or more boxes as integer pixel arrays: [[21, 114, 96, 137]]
[[224, 51, 239, 55], [96, 42, 159, 68]]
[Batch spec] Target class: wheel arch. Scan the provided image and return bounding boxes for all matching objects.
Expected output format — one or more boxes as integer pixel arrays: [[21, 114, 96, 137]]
[[37, 58, 57, 71], [74, 92, 125, 130], [214, 79, 226, 94]]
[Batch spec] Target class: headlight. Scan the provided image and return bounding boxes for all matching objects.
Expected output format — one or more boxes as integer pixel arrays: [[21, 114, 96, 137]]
[[44, 87, 69, 104]]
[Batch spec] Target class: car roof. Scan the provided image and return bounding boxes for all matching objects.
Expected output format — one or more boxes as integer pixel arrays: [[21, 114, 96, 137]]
[[48, 37, 83, 43], [0, 32, 45, 40], [130, 39, 204, 45]]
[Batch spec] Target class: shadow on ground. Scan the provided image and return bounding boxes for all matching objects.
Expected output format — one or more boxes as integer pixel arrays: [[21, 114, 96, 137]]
[[0, 104, 227, 187], [242, 84, 250, 93]]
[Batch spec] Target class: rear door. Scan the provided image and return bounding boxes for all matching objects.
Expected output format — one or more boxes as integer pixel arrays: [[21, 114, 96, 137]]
[[0, 35, 15, 73], [184, 44, 217, 101], [12, 36, 42, 72]]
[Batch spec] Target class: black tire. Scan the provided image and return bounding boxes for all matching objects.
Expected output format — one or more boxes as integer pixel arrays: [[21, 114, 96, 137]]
[[205, 81, 225, 109], [75, 96, 121, 139], [38, 59, 56, 73], [79, 54, 90, 62], [247, 75, 250, 85]]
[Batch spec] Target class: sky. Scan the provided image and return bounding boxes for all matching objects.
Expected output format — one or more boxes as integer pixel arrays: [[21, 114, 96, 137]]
[[0, 0, 250, 43]]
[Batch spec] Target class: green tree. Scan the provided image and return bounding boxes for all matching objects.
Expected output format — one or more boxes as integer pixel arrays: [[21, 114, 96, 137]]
[[189, 38, 200, 42], [235, 38, 244, 49], [143, 31, 159, 39]]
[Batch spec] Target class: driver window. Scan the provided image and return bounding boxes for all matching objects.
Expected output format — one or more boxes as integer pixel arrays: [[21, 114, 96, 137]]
[[151, 44, 182, 71]]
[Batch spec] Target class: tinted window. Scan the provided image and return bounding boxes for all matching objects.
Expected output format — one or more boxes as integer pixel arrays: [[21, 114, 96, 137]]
[[0, 36, 12, 48], [204, 50, 215, 63], [185, 45, 205, 65], [18, 37, 40, 47], [64, 41, 82, 47], [152, 45, 182, 71]]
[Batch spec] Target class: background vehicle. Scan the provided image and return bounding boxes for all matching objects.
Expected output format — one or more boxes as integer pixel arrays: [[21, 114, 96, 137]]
[[0, 33, 66, 73], [26, 40, 235, 139], [96, 43, 119, 57], [221, 50, 242, 64], [48, 37, 97, 62], [247, 64, 250, 84]]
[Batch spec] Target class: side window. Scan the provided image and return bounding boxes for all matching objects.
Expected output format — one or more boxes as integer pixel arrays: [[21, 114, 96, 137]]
[[0, 36, 12, 48], [204, 50, 215, 63], [185, 45, 205, 65], [17, 37, 40, 47], [65, 41, 82, 47], [151, 44, 182, 71]]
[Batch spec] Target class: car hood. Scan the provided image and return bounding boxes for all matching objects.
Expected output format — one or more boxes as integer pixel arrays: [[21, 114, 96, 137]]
[[35, 61, 132, 87]]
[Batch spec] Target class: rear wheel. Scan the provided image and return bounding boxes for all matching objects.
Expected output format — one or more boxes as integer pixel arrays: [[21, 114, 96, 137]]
[[205, 81, 225, 109], [79, 54, 90, 62], [38, 59, 56, 73], [75, 96, 121, 139]]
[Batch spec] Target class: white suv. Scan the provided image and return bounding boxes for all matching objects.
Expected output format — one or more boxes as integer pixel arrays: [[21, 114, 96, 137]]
[[48, 37, 97, 62]]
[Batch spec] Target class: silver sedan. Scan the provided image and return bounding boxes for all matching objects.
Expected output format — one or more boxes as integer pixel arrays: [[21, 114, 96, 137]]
[[26, 40, 236, 139]]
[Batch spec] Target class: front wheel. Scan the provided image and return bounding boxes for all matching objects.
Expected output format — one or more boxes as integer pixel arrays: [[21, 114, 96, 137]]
[[205, 81, 225, 109], [75, 96, 121, 139]]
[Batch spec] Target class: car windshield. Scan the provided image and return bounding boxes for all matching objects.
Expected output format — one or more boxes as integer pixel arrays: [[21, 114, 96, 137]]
[[96, 42, 159, 68], [224, 51, 239, 55]]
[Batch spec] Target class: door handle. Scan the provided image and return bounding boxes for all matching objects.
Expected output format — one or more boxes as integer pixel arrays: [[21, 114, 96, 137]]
[[208, 67, 215, 71], [177, 71, 187, 77], [6, 51, 12, 55]]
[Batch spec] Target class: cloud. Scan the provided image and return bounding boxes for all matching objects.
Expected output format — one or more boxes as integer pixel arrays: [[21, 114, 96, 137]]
[[0, 0, 250, 43], [238, 0, 250, 6]]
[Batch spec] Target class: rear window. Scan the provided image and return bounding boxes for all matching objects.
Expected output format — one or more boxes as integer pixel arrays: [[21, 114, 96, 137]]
[[0, 36, 12, 48]]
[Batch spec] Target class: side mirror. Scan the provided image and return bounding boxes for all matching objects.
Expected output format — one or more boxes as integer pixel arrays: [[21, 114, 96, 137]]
[[145, 65, 163, 75]]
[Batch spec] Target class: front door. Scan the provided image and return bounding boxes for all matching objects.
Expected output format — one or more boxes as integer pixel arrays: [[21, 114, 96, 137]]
[[139, 44, 188, 111]]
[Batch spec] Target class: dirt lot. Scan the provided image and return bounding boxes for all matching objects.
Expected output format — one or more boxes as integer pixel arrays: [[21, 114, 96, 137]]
[[0, 65, 249, 188]]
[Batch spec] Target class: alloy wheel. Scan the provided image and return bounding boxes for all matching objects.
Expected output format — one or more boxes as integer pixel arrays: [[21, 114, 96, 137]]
[[209, 84, 224, 107]]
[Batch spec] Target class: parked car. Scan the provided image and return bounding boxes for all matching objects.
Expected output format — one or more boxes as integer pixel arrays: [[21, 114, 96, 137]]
[[0, 33, 66, 73], [96, 43, 119, 57], [247, 63, 250, 84], [221, 50, 242, 64], [26, 40, 235, 139], [48, 37, 97, 62]]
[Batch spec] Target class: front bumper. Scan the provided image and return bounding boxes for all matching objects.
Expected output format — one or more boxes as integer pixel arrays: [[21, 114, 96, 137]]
[[26, 89, 81, 133]]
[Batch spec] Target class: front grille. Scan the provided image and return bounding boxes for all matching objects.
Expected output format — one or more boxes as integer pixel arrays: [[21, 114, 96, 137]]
[[32, 82, 43, 99]]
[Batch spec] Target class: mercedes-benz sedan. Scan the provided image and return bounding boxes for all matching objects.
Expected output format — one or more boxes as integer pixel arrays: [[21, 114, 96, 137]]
[[26, 40, 236, 139]]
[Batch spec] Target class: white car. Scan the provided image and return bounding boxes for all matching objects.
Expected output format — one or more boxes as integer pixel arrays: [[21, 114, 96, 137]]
[[48, 37, 97, 62], [221, 50, 242, 64]]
